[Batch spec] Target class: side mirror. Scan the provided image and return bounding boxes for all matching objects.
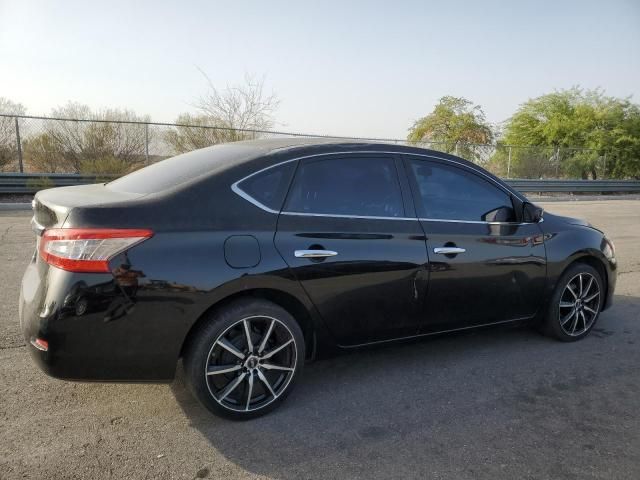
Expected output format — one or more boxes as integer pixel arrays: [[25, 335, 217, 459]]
[[523, 202, 544, 223], [483, 206, 515, 222]]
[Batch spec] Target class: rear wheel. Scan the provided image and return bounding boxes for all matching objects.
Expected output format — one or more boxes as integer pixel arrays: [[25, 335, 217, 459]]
[[184, 299, 304, 419], [541, 262, 604, 341]]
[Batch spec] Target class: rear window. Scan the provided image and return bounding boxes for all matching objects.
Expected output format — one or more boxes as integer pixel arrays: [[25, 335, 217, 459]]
[[107, 143, 258, 194]]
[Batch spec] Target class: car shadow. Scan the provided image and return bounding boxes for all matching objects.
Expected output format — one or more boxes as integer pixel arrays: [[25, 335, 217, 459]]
[[170, 294, 640, 479]]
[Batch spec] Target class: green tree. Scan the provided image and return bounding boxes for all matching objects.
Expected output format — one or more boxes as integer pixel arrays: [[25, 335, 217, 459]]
[[500, 88, 640, 179], [407, 96, 494, 163]]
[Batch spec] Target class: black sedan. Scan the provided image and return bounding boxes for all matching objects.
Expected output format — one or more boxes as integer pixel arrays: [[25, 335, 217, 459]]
[[20, 139, 617, 419]]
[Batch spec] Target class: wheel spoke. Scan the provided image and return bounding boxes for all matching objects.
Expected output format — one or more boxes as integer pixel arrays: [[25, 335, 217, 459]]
[[261, 338, 294, 360], [582, 276, 594, 298], [207, 364, 241, 376], [567, 284, 578, 300], [578, 274, 584, 297], [584, 305, 597, 315], [217, 372, 247, 401], [261, 363, 294, 372], [579, 310, 587, 332], [561, 308, 576, 326], [243, 319, 254, 353], [258, 319, 275, 354], [570, 310, 579, 334], [216, 338, 245, 360], [256, 368, 277, 398], [559, 301, 575, 308], [584, 291, 600, 303], [245, 372, 254, 411]]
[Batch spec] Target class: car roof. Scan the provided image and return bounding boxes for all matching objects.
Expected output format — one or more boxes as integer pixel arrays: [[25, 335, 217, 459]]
[[225, 138, 492, 178], [108, 137, 519, 199], [229, 136, 424, 156]]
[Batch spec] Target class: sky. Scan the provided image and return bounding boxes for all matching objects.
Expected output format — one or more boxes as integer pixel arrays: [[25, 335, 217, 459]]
[[1, 0, 639, 138]]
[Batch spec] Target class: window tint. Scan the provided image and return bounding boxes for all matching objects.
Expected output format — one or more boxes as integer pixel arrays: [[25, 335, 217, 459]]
[[237, 161, 296, 211], [409, 160, 515, 222], [285, 157, 404, 217]]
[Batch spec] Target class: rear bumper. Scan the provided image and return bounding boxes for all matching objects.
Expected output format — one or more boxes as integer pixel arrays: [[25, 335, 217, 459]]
[[20, 258, 179, 382]]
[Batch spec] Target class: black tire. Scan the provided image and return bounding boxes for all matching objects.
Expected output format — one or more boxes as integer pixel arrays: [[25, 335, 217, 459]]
[[541, 262, 604, 342], [183, 299, 305, 420]]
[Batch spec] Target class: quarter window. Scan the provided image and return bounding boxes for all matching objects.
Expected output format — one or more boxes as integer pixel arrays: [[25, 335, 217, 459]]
[[236, 161, 296, 211], [409, 160, 515, 222], [285, 156, 405, 217]]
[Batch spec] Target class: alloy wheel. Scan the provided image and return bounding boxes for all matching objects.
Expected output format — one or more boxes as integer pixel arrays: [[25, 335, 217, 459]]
[[204, 315, 297, 412], [558, 272, 601, 336]]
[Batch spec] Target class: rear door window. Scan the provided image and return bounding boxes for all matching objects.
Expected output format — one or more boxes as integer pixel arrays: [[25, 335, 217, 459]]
[[285, 156, 405, 218]]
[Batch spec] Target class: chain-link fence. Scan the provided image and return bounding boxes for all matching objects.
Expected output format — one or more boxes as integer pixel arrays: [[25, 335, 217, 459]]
[[0, 114, 619, 179]]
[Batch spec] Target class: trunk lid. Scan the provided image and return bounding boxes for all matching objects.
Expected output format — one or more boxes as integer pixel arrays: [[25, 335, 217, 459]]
[[32, 183, 147, 231]]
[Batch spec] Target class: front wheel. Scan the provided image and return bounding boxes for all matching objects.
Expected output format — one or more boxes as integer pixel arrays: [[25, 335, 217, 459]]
[[541, 262, 604, 342], [183, 299, 305, 419]]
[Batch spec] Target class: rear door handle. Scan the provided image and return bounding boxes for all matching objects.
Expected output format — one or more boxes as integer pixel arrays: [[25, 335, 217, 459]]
[[433, 247, 466, 255], [294, 249, 338, 258]]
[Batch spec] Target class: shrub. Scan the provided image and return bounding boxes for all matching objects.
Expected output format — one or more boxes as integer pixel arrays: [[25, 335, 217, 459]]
[[79, 157, 131, 177]]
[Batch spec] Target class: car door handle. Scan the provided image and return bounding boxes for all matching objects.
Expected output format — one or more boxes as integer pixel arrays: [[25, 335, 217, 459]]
[[434, 247, 466, 255], [294, 249, 338, 258]]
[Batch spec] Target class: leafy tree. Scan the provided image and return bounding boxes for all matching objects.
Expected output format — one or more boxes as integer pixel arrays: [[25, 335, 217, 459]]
[[500, 88, 640, 179], [486, 143, 560, 179], [0, 97, 26, 171], [407, 96, 494, 163]]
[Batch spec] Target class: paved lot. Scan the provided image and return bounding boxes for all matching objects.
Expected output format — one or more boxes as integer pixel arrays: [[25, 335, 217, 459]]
[[1, 200, 639, 480]]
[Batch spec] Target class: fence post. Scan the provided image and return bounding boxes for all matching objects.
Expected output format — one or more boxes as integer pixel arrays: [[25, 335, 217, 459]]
[[145, 123, 149, 165], [15, 117, 24, 173], [507, 146, 512, 178]]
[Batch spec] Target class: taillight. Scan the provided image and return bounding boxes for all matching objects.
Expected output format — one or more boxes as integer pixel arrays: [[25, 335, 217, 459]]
[[39, 228, 153, 273], [30, 337, 49, 352]]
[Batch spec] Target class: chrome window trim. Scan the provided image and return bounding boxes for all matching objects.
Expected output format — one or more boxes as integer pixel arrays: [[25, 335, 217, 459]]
[[230, 157, 298, 214], [230, 150, 535, 224], [230, 182, 281, 214], [400, 153, 522, 198], [280, 211, 416, 221]]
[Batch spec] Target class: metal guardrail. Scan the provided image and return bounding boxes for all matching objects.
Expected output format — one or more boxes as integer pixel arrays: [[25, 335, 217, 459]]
[[0, 173, 639, 195], [507, 179, 640, 193], [0, 173, 117, 194]]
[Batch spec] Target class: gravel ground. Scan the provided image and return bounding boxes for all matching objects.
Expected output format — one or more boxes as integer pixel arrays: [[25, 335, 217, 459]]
[[1, 200, 639, 480]]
